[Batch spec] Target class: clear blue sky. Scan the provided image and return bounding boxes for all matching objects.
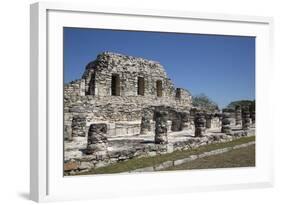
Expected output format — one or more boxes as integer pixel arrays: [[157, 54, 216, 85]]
[[64, 27, 255, 108]]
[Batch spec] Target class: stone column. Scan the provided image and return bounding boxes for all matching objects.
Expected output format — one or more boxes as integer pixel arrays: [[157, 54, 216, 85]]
[[242, 106, 251, 130], [154, 111, 168, 144], [250, 102, 255, 125], [205, 113, 213, 129], [189, 108, 197, 131], [235, 105, 242, 126], [171, 112, 182, 132], [221, 109, 232, 134], [71, 115, 86, 139], [87, 123, 108, 152], [180, 112, 190, 130], [194, 112, 206, 137]]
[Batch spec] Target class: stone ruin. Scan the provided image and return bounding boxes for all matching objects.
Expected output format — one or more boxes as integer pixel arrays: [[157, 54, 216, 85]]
[[86, 123, 108, 153], [221, 108, 233, 135], [194, 112, 206, 137], [63, 52, 255, 175], [154, 111, 169, 144], [242, 106, 251, 130]]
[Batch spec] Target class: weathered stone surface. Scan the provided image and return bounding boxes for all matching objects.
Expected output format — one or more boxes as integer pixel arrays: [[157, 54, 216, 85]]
[[64, 161, 79, 171], [81, 52, 192, 100], [71, 115, 86, 139], [235, 105, 242, 126], [140, 108, 154, 134], [95, 161, 111, 169], [242, 106, 251, 130], [171, 111, 182, 132], [194, 112, 206, 137], [155, 111, 168, 144], [64, 52, 193, 140], [64, 125, 72, 140], [62, 52, 256, 175], [211, 116, 221, 129], [87, 123, 108, 152], [205, 114, 211, 129], [180, 112, 190, 130], [167, 120, 172, 133], [198, 147, 231, 158], [64, 79, 85, 97], [154, 161, 173, 171], [115, 121, 141, 136], [79, 162, 92, 170], [64, 150, 83, 161], [174, 155, 198, 166], [204, 113, 221, 129], [221, 109, 232, 134], [65, 128, 255, 175], [250, 102, 255, 125]]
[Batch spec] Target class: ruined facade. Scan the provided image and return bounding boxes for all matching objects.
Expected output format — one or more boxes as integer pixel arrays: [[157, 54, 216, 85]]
[[63, 52, 255, 175], [64, 52, 193, 140]]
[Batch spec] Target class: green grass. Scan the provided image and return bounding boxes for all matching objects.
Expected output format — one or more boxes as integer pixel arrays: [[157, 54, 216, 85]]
[[78, 136, 255, 175], [164, 144, 255, 171]]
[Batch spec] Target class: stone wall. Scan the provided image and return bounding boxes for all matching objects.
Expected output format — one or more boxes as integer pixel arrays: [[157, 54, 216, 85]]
[[64, 52, 193, 140], [64, 130, 255, 175], [175, 88, 192, 105], [63, 52, 256, 176], [82, 52, 177, 98], [206, 116, 221, 129], [64, 79, 85, 97], [66, 52, 192, 103]]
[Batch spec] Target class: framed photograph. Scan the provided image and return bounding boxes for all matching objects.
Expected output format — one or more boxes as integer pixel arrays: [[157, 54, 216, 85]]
[[30, 2, 274, 202]]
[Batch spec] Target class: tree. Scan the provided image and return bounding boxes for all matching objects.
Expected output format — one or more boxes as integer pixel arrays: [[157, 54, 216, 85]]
[[192, 93, 219, 112], [227, 100, 255, 110]]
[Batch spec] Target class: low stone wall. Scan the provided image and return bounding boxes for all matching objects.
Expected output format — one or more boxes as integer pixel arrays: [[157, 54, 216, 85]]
[[129, 141, 255, 172], [64, 129, 255, 175], [108, 121, 141, 137], [209, 117, 221, 129]]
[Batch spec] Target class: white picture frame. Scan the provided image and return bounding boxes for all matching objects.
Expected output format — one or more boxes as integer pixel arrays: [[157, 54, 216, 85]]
[[30, 1, 274, 202]]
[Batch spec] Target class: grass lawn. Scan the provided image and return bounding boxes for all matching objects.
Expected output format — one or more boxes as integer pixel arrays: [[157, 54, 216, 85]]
[[78, 136, 255, 175], [164, 144, 255, 171]]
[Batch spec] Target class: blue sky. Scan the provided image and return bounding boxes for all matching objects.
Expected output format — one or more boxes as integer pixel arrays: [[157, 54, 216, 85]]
[[64, 27, 255, 108]]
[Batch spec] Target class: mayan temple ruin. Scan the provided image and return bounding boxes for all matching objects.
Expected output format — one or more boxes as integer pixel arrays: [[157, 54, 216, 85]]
[[64, 52, 255, 175]]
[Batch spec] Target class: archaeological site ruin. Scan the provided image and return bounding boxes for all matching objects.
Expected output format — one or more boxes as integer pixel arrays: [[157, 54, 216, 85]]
[[64, 52, 255, 175]]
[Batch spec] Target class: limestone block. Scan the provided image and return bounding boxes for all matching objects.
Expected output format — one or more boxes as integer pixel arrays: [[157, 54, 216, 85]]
[[64, 161, 79, 171], [87, 123, 108, 152], [154, 111, 168, 144], [71, 115, 86, 138], [235, 105, 242, 126], [221, 109, 232, 134], [180, 112, 190, 130], [242, 107, 251, 130], [167, 120, 172, 133], [194, 112, 206, 137], [154, 161, 173, 171]]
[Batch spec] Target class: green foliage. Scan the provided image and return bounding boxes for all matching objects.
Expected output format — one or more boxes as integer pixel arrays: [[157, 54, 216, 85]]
[[227, 100, 255, 109], [192, 93, 219, 112]]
